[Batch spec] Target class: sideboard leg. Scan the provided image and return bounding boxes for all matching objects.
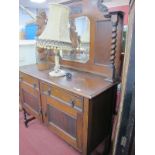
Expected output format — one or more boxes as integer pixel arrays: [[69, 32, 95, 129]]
[[25, 117, 35, 128], [23, 109, 27, 122], [23, 109, 35, 128]]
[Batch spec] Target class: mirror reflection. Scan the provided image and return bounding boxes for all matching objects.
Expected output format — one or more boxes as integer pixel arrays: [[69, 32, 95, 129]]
[[61, 16, 90, 63]]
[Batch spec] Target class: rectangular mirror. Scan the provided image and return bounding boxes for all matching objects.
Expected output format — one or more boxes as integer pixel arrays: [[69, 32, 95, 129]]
[[61, 16, 90, 63]]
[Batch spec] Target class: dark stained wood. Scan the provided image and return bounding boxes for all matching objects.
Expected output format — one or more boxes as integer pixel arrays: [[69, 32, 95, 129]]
[[40, 82, 83, 111], [59, 0, 124, 82], [20, 72, 39, 89], [97, 0, 111, 18], [47, 94, 78, 118], [114, 0, 135, 154], [40, 87, 47, 124], [111, 12, 124, 81], [46, 96, 83, 151], [20, 74, 43, 122], [88, 85, 117, 154], [23, 109, 35, 128], [76, 112, 83, 150], [47, 119, 78, 150], [48, 105, 77, 138], [34, 1, 124, 81], [20, 64, 116, 99], [82, 98, 90, 155], [94, 19, 112, 65], [19, 1, 124, 154], [19, 64, 118, 154], [22, 90, 40, 113]]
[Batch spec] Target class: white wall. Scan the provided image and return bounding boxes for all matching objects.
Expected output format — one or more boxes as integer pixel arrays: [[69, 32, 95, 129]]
[[19, 8, 36, 30], [19, 40, 36, 66]]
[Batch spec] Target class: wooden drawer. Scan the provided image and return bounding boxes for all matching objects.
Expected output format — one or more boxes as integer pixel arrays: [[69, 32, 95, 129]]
[[20, 72, 39, 90], [41, 82, 83, 112]]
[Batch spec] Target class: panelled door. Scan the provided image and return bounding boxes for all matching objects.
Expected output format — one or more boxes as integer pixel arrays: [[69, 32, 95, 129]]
[[41, 82, 83, 151], [20, 72, 42, 121]]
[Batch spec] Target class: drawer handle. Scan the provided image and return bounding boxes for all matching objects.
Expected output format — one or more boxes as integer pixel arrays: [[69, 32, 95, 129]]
[[69, 100, 75, 108], [33, 83, 37, 89], [47, 88, 51, 96]]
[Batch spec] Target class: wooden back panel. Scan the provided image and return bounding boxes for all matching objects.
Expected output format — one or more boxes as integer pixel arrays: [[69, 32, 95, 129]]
[[59, 0, 124, 82]]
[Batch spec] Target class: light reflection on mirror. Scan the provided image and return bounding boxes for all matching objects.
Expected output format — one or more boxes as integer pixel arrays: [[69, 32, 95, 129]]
[[61, 16, 90, 63]]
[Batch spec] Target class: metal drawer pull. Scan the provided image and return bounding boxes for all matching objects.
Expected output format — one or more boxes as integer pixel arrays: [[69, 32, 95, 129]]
[[33, 83, 37, 89], [47, 88, 51, 96], [69, 100, 75, 107]]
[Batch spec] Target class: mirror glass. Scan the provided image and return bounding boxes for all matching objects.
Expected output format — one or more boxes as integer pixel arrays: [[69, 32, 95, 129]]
[[61, 16, 90, 63]]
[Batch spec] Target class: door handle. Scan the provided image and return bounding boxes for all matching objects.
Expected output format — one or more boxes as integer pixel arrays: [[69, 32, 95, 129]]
[[47, 88, 51, 96], [69, 99, 75, 108], [33, 83, 37, 89]]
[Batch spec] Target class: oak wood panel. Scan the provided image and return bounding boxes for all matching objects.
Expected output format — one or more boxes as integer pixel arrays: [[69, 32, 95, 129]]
[[20, 82, 42, 121], [22, 102, 39, 120], [19, 1, 123, 152], [20, 64, 115, 99], [76, 112, 83, 150], [47, 121, 78, 150], [94, 20, 112, 65], [20, 82, 38, 96], [48, 105, 77, 138], [40, 91, 47, 124], [113, 15, 123, 80], [52, 86, 83, 110], [22, 90, 39, 113], [45, 96, 83, 152], [59, 0, 124, 82], [61, 0, 112, 78], [40, 81, 83, 151], [82, 98, 90, 155], [47, 95, 78, 118], [20, 72, 39, 89], [41, 82, 83, 111], [20, 65, 118, 154], [88, 85, 117, 153]]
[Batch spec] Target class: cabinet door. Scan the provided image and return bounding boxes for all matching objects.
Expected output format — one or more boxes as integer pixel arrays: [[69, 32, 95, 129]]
[[41, 83, 83, 151], [20, 73, 42, 121]]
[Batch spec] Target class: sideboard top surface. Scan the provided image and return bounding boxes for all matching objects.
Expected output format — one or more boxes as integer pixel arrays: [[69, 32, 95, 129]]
[[19, 64, 116, 99]]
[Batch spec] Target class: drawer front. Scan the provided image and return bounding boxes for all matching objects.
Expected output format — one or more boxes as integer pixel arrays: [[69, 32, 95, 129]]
[[20, 72, 39, 90], [41, 82, 83, 112]]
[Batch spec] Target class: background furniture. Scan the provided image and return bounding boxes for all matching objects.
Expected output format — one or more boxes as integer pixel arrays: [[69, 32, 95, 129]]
[[113, 0, 135, 154]]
